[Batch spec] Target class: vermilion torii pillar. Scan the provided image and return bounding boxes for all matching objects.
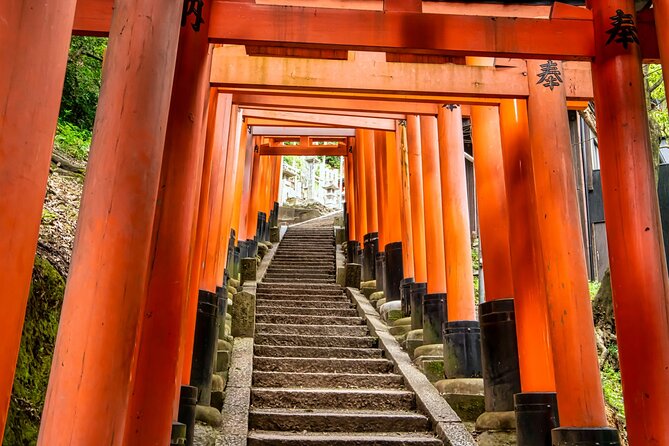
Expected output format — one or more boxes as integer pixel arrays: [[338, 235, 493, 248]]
[[124, 8, 214, 443], [592, 0, 669, 442], [499, 100, 557, 443], [38, 0, 184, 443], [0, 0, 77, 436], [383, 129, 405, 302], [361, 129, 379, 281], [354, 132, 368, 258], [526, 60, 613, 441], [230, 121, 250, 244], [395, 122, 416, 314], [419, 115, 447, 346], [181, 92, 222, 385], [374, 131, 389, 290]]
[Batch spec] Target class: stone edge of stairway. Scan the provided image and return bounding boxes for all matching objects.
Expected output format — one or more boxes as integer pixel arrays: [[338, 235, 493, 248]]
[[344, 286, 477, 446]]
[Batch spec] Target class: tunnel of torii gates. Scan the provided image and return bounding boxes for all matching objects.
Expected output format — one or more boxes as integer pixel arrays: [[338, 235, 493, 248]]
[[3, 0, 669, 444]]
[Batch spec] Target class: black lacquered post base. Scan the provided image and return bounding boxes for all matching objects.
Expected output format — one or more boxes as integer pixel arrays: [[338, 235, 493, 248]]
[[384, 242, 404, 302], [515, 392, 559, 446], [376, 252, 386, 292], [442, 320, 482, 378], [479, 298, 521, 412], [409, 282, 427, 330], [551, 427, 621, 446], [190, 290, 218, 406], [362, 232, 379, 281], [178, 385, 198, 446], [400, 277, 414, 316], [346, 241, 358, 263], [423, 293, 446, 344]]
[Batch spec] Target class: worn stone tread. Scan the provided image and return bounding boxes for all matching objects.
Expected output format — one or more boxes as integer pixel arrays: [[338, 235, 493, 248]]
[[256, 313, 364, 326], [256, 323, 369, 336], [254, 333, 377, 348], [251, 387, 415, 410], [255, 299, 353, 309], [252, 371, 404, 389], [254, 356, 393, 374], [255, 306, 358, 316], [247, 430, 442, 445], [254, 345, 382, 359]]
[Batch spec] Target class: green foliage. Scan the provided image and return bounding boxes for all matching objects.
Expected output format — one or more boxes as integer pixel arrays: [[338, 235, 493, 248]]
[[324, 156, 341, 170], [54, 119, 91, 161], [59, 36, 106, 131], [646, 64, 668, 138], [589, 281, 601, 301], [284, 156, 305, 170], [41, 210, 57, 225], [4, 256, 66, 446], [601, 346, 625, 418]]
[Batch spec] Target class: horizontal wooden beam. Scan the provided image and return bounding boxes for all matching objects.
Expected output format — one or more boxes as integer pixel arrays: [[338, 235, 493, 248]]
[[245, 118, 328, 127], [212, 47, 594, 100], [233, 93, 440, 115], [208, 1, 659, 60], [251, 126, 356, 137], [243, 105, 405, 120], [242, 108, 397, 131], [259, 144, 347, 156]]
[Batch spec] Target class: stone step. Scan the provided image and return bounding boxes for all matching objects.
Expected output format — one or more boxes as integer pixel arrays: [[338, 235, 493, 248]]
[[251, 388, 415, 411], [267, 267, 335, 272], [263, 274, 334, 281], [257, 284, 343, 293], [255, 299, 353, 309], [256, 323, 368, 337], [249, 408, 431, 433], [252, 371, 403, 389], [247, 431, 441, 446], [256, 314, 364, 326], [254, 345, 382, 359], [263, 278, 334, 284], [256, 306, 358, 316], [254, 333, 376, 348], [255, 293, 347, 302], [253, 356, 393, 374]]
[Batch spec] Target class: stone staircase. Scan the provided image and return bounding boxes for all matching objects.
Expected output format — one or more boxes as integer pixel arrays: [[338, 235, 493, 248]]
[[248, 227, 442, 445]]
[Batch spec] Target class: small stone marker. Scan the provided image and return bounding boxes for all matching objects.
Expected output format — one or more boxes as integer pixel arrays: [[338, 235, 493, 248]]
[[240, 257, 257, 284], [345, 263, 362, 288], [231, 291, 256, 337]]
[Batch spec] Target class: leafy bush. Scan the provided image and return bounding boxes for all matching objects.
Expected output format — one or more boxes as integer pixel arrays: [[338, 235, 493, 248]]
[[54, 120, 91, 161]]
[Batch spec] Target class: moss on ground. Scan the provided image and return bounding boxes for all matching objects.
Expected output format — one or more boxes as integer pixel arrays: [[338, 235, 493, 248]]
[[3, 255, 65, 446]]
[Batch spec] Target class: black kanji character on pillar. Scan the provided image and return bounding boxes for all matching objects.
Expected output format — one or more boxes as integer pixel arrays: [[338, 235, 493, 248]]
[[182, 0, 205, 32], [606, 9, 639, 49], [536, 60, 563, 91]]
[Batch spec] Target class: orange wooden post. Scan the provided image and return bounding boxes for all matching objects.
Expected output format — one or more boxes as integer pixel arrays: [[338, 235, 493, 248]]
[[346, 146, 359, 258], [470, 110, 514, 301], [437, 106, 475, 320], [395, 122, 415, 314], [419, 115, 447, 346], [406, 115, 428, 329], [360, 129, 379, 281], [437, 105, 483, 379], [383, 129, 405, 302], [231, 122, 253, 241], [0, 0, 77, 436], [498, 99, 556, 393], [216, 106, 243, 284], [374, 131, 389, 290], [180, 91, 222, 386], [419, 116, 447, 295], [124, 12, 214, 444], [406, 116, 427, 284], [38, 0, 183, 443], [526, 60, 611, 438], [396, 123, 415, 279], [200, 100, 233, 292], [245, 145, 263, 241], [590, 1, 669, 442], [470, 101, 524, 413], [354, 133, 368, 259]]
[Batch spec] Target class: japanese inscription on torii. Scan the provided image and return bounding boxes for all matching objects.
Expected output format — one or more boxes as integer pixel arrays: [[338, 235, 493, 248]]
[[606, 9, 640, 49], [536, 60, 562, 90], [182, 0, 205, 32]]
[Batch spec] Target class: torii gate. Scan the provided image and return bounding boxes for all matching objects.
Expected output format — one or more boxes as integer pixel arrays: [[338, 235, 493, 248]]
[[2, 0, 669, 445]]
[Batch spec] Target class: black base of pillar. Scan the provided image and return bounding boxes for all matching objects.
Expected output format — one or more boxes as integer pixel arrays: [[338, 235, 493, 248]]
[[233, 247, 240, 279], [178, 385, 198, 446], [423, 293, 446, 344], [551, 427, 621, 446], [400, 277, 414, 316], [376, 252, 386, 292], [410, 282, 427, 330], [442, 320, 482, 379], [190, 290, 218, 405], [171, 422, 187, 445], [216, 286, 228, 334], [362, 232, 379, 281], [346, 241, 357, 263], [515, 392, 559, 446], [480, 298, 521, 412], [385, 242, 403, 302]]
